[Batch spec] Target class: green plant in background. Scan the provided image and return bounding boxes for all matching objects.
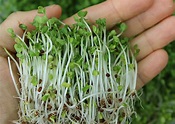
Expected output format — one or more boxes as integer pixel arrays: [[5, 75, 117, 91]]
[[1, 0, 175, 124], [0, 0, 18, 23], [7, 6, 139, 123], [133, 42, 175, 124], [0, 0, 104, 23]]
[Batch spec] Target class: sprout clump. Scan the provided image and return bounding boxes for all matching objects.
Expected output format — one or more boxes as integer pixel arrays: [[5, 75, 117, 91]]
[[7, 6, 139, 124]]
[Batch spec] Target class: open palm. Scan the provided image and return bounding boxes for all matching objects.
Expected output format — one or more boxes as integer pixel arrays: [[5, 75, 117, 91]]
[[0, 0, 175, 123]]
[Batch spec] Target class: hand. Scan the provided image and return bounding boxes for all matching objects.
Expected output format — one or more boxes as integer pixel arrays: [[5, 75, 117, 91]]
[[0, 0, 175, 123]]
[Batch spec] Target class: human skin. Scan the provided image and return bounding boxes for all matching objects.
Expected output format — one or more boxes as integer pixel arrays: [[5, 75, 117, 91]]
[[0, 0, 175, 123]]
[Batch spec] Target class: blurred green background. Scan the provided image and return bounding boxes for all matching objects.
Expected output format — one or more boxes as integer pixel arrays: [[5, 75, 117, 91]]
[[0, 0, 175, 123]]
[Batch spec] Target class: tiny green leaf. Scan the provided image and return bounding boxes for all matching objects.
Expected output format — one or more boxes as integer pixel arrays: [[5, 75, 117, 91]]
[[92, 25, 97, 34], [16, 53, 24, 59], [109, 44, 116, 50], [14, 44, 22, 53], [113, 36, 120, 43], [48, 86, 54, 90], [98, 112, 103, 119], [41, 54, 46, 60], [7, 28, 16, 38], [89, 46, 97, 54], [133, 44, 140, 57], [48, 54, 53, 61], [113, 65, 121, 72], [56, 39, 66, 46], [19, 24, 27, 30], [48, 17, 59, 25], [69, 62, 76, 69], [34, 43, 42, 50], [119, 23, 127, 32], [92, 70, 99, 76], [67, 71, 74, 79], [50, 92, 56, 99], [32, 15, 48, 29], [69, 37, 74, 43], [77, 11, 88, 18], [41, 25, 48, 33], [49, 114, 56, 123], [26, 32, 32, 39], [42, 93, 50, 101], [49, 74, 53, 80], [117, 85, 123, 92], [38, 6, 46, 14], [109, 30, 117, 37], [96, 18, 106, 27], [129, 64, 134, 70], [73, 15, 79, 22], [29, 50, 39, 57], [14, 37, 22, 43], [7, 28, 14, 34], [82, 63, 89, 70], [60, 27, 68, 34], [82, 85, 91, 93], [61, 110, 67, 118], [31, 76, 38, 86], [122, 102, 128, 107], [62, 82, 71, 88]]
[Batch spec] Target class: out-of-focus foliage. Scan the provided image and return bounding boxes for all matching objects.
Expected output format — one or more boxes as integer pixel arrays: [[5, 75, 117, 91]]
[[0, 0, 175, 123], [132, 42, 175, 124], [0, 0, 17, 23], [0, 0, 104, 22]]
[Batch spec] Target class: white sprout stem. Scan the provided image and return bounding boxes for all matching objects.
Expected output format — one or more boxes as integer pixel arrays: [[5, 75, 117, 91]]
[[7, 57, 20, 96], [9, 15, 139, 124], [4, 48, 21, 73]]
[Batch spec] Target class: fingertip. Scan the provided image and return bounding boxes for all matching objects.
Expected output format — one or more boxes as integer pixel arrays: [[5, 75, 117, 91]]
[[45, 4, 62, 18]]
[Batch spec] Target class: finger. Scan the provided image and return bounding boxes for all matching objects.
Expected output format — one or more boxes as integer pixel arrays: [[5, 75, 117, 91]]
[[0, 5, 62, 54], [124, 0, 175, 37], [131, 16, 175, 61], [136, 49, 168, 90], [64, 0, 153, 29]]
